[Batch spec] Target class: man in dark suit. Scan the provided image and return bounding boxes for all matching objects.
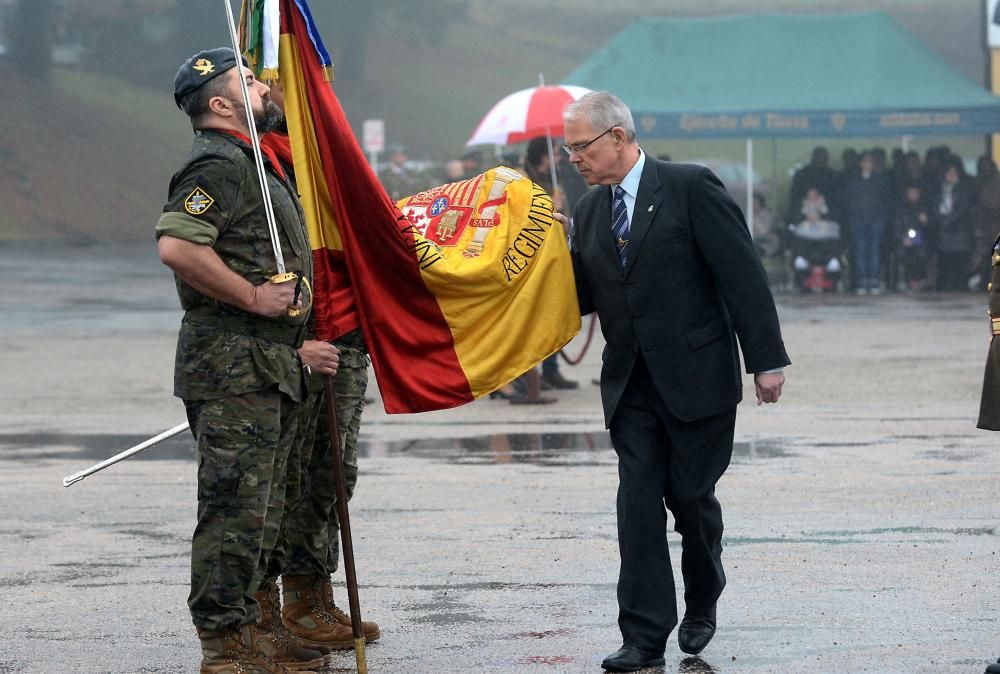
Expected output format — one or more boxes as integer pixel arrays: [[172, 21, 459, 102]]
[[561, 91, 789, 672]]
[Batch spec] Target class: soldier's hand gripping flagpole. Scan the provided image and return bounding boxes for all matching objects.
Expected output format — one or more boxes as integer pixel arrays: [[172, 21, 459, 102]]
[[324, 375, 369, 674]]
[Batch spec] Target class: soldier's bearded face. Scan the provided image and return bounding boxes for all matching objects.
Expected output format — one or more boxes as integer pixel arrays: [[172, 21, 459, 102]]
[[230, 97, 285, 134], [254, 99, 285, 134], [225, 66, 284, 134]]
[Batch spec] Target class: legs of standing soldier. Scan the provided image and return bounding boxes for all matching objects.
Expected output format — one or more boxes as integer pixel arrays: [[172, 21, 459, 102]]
[[185, 386, 300, 631], [281, 334, 366, 577], [314, 338, 381, 641], [323, 339, 366, 572], [279, 330, 379, 643], [270, 387, 325, 580]]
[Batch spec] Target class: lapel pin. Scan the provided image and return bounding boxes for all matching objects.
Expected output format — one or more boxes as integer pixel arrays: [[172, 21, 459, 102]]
[[647, 205, 654, 213]]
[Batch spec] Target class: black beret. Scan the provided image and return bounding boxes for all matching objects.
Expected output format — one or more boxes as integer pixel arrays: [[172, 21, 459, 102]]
[[173, 47, 247, 108]]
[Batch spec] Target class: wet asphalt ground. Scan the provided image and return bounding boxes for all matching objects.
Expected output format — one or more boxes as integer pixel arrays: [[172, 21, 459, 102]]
[[0, 244, 998, 673]]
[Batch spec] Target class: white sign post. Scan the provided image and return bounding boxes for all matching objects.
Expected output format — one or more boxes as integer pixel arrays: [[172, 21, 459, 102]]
[[362, 119, 385, 170], [988, 0, 1000, 47]]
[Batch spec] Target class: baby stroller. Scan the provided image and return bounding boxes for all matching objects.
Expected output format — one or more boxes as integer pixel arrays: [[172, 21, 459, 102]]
[[788, 214, 843, 293], [898, 225, 931, 290]]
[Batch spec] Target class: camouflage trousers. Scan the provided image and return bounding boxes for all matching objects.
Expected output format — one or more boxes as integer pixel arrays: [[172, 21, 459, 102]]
[[184, 386, 303, 630], [274, 329, 369, 578]]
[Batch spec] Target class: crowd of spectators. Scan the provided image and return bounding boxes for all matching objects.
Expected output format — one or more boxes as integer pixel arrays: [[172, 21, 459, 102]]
[[377, 146, 491, 200], [377, 141, 998, 296], [755, 144, 999, 294]]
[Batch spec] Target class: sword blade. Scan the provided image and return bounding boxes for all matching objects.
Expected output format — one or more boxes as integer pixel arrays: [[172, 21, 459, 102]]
[[223, 0, 286, 274], [62, 421, 191, 487]]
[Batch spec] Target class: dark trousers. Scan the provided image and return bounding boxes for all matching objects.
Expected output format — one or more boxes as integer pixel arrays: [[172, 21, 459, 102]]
[[851, 220, 886, 290], [608, 357, 734, 651], [542, 354, 560, 378]]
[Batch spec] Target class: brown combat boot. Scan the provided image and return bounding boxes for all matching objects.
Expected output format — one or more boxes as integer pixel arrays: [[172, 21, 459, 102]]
[[254, 580, 329, 670], [319, 575, 381, 643], [280, 574, 355, 652], [197, 625, 309, 674]]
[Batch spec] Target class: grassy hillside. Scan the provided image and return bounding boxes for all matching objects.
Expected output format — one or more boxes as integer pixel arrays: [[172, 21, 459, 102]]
[[0, 0, 987, 242], [0, 68, 191, 243]]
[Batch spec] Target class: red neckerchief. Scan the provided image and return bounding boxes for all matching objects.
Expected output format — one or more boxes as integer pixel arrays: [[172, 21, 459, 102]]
[[216, 128, 286, 181], [262, 132, 293, 170]]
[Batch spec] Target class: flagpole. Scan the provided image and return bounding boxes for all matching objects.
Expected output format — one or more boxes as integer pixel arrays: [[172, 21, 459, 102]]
[[323, 376, 369, 674]]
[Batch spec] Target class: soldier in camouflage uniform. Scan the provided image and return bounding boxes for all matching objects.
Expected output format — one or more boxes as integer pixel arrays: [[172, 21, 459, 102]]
[[264, 331, 381, 650], [256, 86, 381, 652], [156, 48, 338, 674]]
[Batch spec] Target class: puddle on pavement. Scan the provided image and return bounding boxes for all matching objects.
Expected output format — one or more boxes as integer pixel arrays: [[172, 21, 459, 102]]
[[813, 526, 995, 537], [0, 432, 197, 462], [0, 432, 792, 467], [726, 525, 995, 547]]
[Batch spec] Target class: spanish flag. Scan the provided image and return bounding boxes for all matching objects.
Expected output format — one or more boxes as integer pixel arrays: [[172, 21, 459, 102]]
[[243, 0, 579, 413]]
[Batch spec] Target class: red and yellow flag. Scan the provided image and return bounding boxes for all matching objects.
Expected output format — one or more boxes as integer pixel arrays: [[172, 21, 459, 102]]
[[254, 0, 579, 413]]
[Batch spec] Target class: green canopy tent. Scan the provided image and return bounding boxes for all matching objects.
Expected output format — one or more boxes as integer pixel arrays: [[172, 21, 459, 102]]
[[562, 11, 1000, 228]]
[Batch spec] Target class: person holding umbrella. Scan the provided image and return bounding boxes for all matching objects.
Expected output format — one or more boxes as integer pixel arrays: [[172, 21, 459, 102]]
[[523, 136, 579, 391]]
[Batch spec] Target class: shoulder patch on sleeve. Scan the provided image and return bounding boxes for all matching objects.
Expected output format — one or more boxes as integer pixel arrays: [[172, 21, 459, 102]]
[[184, 187, 215, 215]]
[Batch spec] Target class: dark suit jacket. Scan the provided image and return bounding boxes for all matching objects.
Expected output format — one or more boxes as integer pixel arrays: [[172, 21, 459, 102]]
[[570, 156, 790, 426]]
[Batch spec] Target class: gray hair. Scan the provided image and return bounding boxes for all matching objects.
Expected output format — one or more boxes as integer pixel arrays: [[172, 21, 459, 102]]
[[563, 91, 636, 142]]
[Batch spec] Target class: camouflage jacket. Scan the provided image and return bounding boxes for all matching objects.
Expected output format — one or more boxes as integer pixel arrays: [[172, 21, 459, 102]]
[[155, 129, 313, 403]]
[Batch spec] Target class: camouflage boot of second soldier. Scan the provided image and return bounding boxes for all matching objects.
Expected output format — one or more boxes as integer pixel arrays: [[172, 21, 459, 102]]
[[197, 625, 306, 674], [280, 574, 355, 652], [320, 575, 381, 643], [254, 580, 329, 670]]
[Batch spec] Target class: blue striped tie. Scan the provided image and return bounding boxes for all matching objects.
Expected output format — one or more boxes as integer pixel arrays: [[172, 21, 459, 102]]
[[611, 184, 629, 267]]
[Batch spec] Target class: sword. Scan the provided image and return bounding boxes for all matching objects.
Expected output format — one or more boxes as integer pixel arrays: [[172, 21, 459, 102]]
[[62, 422, 191, 487], [223, 0, 310, 315]]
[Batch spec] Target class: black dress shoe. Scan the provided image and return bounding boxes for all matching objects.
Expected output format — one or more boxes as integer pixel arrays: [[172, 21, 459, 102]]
[[601, 645, 665, 672], [985, 657, 1000, 674], [678, 604, 717, 655]]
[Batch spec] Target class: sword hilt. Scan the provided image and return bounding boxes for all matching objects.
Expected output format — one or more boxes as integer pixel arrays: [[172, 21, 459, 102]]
[[269, 272, 312, 317]]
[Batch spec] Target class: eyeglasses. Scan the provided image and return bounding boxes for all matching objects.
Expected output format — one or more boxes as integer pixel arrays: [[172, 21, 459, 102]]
[[561, 127, 615, 156]]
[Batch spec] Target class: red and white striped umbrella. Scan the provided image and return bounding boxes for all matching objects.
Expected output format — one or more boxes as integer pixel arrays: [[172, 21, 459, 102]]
[[466, 84, 593, 147]]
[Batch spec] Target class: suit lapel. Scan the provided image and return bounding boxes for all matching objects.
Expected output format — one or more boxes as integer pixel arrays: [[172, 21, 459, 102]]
[[622, 156, 663, 278]]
